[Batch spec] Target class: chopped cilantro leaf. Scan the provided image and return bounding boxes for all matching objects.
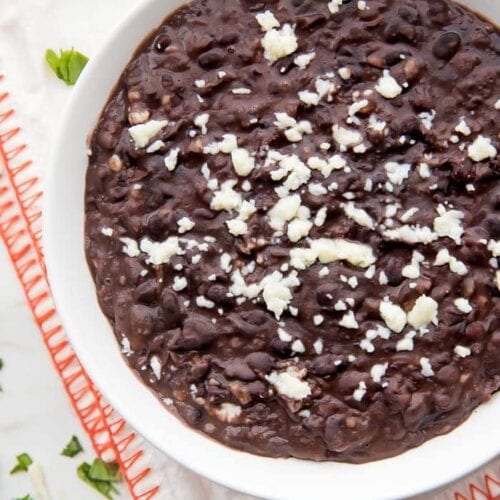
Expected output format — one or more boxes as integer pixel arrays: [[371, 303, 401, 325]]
[[77, 459, 121, 499], [61, 435, 83, 457], [89, 458, 121, 483], [45, 48, 89, 86], [14, 495, 34, 500], [10, 453, 33, 474]]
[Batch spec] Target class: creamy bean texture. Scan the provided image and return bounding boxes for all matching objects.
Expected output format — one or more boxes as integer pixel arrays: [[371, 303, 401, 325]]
[[85, 0, 500, 462]]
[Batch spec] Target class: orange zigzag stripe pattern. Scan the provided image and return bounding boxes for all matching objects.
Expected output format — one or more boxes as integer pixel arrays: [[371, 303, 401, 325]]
[[454, 473, 500, 500], [0, 74, 159, 499]]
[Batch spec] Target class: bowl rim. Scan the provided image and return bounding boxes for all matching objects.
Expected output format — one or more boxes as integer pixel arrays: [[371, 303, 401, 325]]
[[43, 0, 500, 499]]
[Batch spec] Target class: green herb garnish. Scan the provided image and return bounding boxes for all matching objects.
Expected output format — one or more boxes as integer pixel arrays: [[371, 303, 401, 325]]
[[61, 435, 83, 458], [10, 453, 33, 474], [77, 459, 122, 499], [0, 358, 3, 370], [45, 48, 89, 86], [14, 495, 34, 500]]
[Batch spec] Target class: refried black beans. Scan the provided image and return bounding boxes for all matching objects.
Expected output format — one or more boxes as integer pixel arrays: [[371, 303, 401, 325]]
[[85, 0, 500, 463]]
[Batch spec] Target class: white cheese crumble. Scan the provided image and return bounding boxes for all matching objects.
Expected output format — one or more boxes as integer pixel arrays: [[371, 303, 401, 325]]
[[454, 345, 471, 358], [220, 253, 232, 273], [332, 124, 363, 150], [455, 118, 471, 136], [375, 70, 403, 99], [379, 298, 407, 333], [129, 120, 169, 149], [211, 180, 242, 211], [308, 154, 346, 177], [454, 297, 473, 314], [140, 237, 183, 266], [342, 202, 375, 229], [313, 338, 324, 354], [120, 237, 140, 258], [294, 52, 316, 69], [261, 24, 298, 62], [339, 310, 359, 330], [164, 148, 180, 171], [146, 140, 165, 153], [226, 219, 248, 236], [383, 224, 438, 245], [196, 296, 215, 309], [419, 110, 436, 130], [172, 276, 188, 292], [310, 238, 376, 268], [396, 331, 416, 352], [434, 248, 468, 275], [313, 314, 324, 326], [266, 368, 311, 399], [194, 113, 210, 135], [338, 67, 352, 80], [299, 90, 321, 106], [231, 148, 255, 176], [150, 355, 162, 380], [268, 194, 302, 231], [177, 217, 195, 234], [488, 240, 500, 257], [232, 88, 252, 95], [277, 328, 292, 342], [348, 99, 369, 117], [370, 363, 388, 384], [101, 227, 113, 237], [384, 161, 411, 185], [402, 250, 424, 279], [407, 295, 438, 329], [215, 403, 242, 423], [261, 271, 300, 319], [255, 11, 280, 31], [288, 218, 313, 242], [314, 207, 328, 227], [274, 113, 312, 143], [467, 135, 497, 162], [433, 205, 464, 244], [420, 162, 431, 178], [289, 248, 318, 270], [360, 326, 390, 353], [352, 381, 367, 401], [420, 357, 434, 377], [328, 0, 344, 14], [291, 339, 306, 353]]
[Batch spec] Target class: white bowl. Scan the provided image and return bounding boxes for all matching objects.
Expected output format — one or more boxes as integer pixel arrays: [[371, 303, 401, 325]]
[[44, 1, 500, 498]]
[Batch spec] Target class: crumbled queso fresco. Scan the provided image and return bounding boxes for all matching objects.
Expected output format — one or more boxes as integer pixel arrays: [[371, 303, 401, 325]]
[[85, 0, 500, 463]]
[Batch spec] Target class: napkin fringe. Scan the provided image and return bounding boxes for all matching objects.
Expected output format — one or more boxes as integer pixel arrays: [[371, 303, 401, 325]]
[[0, 74, 160, 500]]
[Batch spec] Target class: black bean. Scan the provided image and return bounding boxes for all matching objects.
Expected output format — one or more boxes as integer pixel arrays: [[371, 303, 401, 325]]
[[198, 49, 225, 69], [432, 32, 462, 60], [160, 289, 183, 329], [316, 284, 339, 307], [154, 34, 172, 52], [245, 352, 275, 373], [133, 280, 158, 304], [168, 315, 215, 351], [224, 360, 257, 381], [403, 392, 431, 431], [129, 304, 157, 336]]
